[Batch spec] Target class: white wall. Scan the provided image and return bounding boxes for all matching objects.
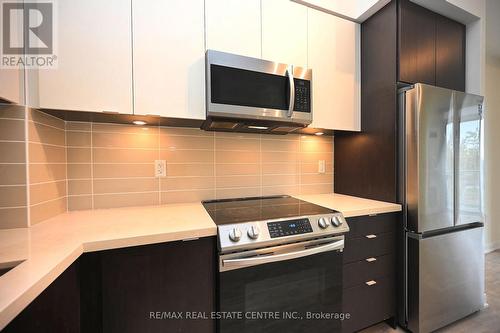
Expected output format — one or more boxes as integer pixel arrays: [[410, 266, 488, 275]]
[[484, 0, 500, 252]]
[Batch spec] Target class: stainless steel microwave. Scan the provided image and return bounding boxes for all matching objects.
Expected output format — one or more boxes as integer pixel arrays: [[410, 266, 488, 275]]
[[203, 50, 312, 134]]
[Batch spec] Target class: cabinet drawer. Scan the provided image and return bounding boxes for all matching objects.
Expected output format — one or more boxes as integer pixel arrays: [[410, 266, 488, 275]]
[[343, 232, 395, 264], [342, 276, 395, 333], [343, 254, 394, 289], [345, 213, 398, 239]]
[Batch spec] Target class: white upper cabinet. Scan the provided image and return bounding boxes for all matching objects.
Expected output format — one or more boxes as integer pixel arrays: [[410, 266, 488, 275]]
[[133, 0, 205, 119], [0, 69, 24, 105], [261, 0, 308, 67], [0, 10, 24, 104], [308, 8, 361, 131], [205, 0, 261, 58], [32, 0, 133, 113]]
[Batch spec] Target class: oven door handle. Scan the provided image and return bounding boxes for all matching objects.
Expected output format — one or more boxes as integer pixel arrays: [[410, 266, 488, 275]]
[[222, 239, 344, 270]]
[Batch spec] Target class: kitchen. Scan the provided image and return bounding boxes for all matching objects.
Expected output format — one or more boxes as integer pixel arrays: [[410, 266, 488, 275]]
[[0, 0, 498, 332]]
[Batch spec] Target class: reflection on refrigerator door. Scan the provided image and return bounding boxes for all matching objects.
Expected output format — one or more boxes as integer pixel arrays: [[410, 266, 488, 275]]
[[455, 91, 484, 226]]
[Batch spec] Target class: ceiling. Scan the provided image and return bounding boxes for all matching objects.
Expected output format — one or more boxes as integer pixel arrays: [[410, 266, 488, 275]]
[[294, 0, 480, 23]]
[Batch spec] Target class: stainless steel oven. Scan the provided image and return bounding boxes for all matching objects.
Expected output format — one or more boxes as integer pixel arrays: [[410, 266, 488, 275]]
[[203, 50, 312, 134], [218, 236, 344, 333], [202, 195, 348, 333]]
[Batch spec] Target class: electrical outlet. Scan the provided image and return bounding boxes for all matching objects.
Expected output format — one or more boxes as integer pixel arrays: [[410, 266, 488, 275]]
[[318, 160, 326, 174], [155, 160, 166, 177]]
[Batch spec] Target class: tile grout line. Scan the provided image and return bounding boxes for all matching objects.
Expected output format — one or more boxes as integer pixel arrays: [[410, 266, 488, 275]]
[[65, 120, 69, 213], [259, 134, 263, 197], [158, 123, 161, 206], [90, 122, 94, 209], [299, 135, 302, 195], [24, 106, 31, 227], [214, 132, 217, 199]]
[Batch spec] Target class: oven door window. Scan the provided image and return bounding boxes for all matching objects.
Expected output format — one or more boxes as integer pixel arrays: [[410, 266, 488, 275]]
[[218, 250, 342, 333]]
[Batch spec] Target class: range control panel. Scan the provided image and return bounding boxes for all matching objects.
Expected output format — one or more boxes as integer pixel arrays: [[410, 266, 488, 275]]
[[268, 218, 313, 238]]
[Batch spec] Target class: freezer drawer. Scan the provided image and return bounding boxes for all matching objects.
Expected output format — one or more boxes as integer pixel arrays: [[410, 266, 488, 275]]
[[407, 227, 484, 333]]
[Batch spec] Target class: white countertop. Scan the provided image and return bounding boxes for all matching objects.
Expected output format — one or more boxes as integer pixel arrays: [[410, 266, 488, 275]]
[[0, 194, 401, 330], [0, 202, 217, 331], [295, 193, 402, 218]]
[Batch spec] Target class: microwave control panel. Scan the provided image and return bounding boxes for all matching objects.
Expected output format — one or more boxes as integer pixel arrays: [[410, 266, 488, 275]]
[[293, 79, 311, 113]]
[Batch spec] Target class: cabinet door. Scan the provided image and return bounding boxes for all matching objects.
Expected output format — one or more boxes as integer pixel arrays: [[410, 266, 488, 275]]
[[436, 15, 465, 91], [33, 0, 133, 113], [133, 0, 205, 119], [398, 0, 436, 86], [3, 262, 80, 333], [0, 69, 24, 104], [101, 238, 216, 333], [308, 9, 360, 131], [262, 0, 308, 66], [1, 7, 24, 104], [205, 0, 261, 58]]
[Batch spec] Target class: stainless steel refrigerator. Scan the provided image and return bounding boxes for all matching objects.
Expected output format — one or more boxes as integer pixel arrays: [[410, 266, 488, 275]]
[[399, 83, 485, 333]]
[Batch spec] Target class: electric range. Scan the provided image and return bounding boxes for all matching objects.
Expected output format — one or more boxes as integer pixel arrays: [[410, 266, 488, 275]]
[[202, 195, 349, 333]]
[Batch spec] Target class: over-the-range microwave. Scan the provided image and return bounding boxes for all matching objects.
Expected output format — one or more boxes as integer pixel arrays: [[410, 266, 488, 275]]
[[202, 50, 312, 134]]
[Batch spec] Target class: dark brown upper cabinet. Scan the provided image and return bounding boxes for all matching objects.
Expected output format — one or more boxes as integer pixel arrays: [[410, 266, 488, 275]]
[[398, 0, 465, 91], [435, 15, 466, 91], [398, 0, 436, 86], [334, 0, 466, 204]]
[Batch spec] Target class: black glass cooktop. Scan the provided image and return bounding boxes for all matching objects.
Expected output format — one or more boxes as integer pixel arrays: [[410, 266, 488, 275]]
[[202, 195, 335, 225]]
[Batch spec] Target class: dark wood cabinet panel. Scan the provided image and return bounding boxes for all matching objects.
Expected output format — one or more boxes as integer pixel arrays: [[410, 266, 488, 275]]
[[398, 0, 436, 86], [3, 262, 81, 333], [343, 254, 395, 289], [343, 232, 396, 264], [436, 14, 466, 91], [342, 276, 395, 333], [100, 237, 216, 333], [4, 238, 216, 333], [341, 213, 398, 332], [345, 213, 398, 239], [334, 1, 398, 203]]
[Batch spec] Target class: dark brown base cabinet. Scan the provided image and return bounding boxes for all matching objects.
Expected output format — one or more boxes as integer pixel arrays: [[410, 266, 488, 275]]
[[3, 262, 81, 333], [341, 213, 399, 333], [2, 237, 216, 333]]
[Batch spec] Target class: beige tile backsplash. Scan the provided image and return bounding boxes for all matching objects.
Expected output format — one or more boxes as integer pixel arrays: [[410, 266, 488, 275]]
[[0, 108, 334, 227], [0, 105, 27, 229], [67, 123, 334, 210], [27, 109, 67, 225]]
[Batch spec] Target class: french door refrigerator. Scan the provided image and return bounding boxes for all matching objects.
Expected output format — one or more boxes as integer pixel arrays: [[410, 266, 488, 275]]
[[399, 83, 485, 333]]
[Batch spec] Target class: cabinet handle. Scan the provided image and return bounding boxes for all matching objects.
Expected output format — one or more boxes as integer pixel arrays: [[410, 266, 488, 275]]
[[366, 257, 377, 262], [366, 280, 377, 286], [365, 234, 377, 239]]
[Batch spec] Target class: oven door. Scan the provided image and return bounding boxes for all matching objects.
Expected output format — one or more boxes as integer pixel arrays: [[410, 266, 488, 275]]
[[206, 50, 312, 125], [218, 236, 344, 333]]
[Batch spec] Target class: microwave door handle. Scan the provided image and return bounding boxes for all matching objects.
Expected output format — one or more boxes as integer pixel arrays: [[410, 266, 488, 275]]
[[286, 65, 295, 118], [222, 239, 344, 271]]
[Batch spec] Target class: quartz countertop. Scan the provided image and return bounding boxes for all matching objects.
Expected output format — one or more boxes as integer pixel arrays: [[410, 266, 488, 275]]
[[0, 193, 401, 330], [295, 193, 402, 217], [0, 202, 217, 330]]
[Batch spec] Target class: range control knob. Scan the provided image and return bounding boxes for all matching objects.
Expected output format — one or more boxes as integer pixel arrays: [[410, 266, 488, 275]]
[[318, 217, 329, 229], [247, 225, 260, 240], [229, 228, 242, 242], [331, 216, 340, 227]]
